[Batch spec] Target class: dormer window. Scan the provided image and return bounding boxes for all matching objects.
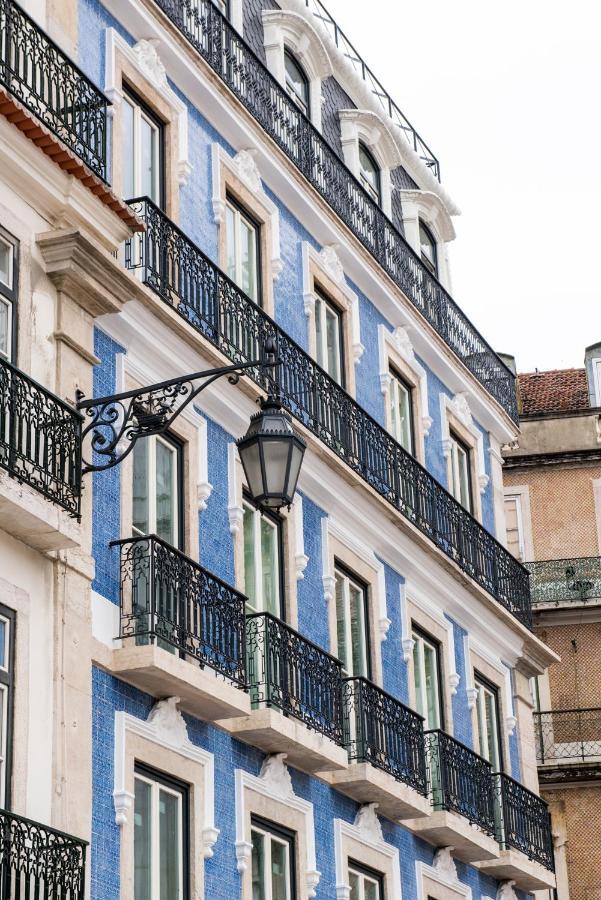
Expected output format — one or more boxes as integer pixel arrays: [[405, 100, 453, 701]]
[[419, 219, 438, 277], [212, 0, 229, 16], [358, 143, 381, 206], [284, 49, 310, 117]]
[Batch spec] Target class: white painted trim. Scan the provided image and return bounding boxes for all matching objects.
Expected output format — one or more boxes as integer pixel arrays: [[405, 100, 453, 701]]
[[334, 808, 401, 900], [113, 704, 219, 857], [235, 755, 320, 897], [399, 582, 415, 663], [440, 392, 489, 495], [104, 29, 192, 185], [302, 241, 364, 363], [504, 665, 517, 737], [502, 485, 534, 562], [339, 109, 399, 219], [378, 324, 432, 437], [228, 442, 243, 536], [464, 635, 478, 710], [399, 190, 454, 290], [294, 495, 309, 580], [405, 586, 460, 695], [211, 143, 282, 279]]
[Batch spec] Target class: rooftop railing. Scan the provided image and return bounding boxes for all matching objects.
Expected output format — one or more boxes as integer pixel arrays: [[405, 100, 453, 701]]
[[147, 0, 518, 422], [526, 556, 601, 607], [494, 773, 555, 871], [124, 197, 532, 629], [0, 0, 109, 179], [534, 708, 601, 764], [0, 356, 82, 516], [0, 808, 87, 899]]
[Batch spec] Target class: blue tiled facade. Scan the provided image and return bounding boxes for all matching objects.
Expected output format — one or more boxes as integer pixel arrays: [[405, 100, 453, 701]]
[[77, 0, 544, 897]]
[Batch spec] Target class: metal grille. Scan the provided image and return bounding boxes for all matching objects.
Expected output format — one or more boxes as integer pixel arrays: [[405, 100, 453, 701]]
[[494, 773, 555, 871], [0, 808, 87, 899], [114, 534, 247, 686], [144, 0, 518, 422], [534, 708, 601, 763], [246, 611, 344, 744], [0, 356, 82, 516], [343, 677, 427, 794], [425, 730, 496, 835], [124, 198, 532, 629], [526, 557, 601, 606], [0, 0, 108, 179]]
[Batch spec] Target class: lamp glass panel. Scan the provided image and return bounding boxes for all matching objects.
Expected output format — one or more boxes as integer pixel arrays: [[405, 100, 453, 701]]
[[240, 441, 263, 500]]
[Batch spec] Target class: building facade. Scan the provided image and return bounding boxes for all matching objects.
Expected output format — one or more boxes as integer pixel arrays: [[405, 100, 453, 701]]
[[0, 0, 557, 898], [503, 348, 601, 900]]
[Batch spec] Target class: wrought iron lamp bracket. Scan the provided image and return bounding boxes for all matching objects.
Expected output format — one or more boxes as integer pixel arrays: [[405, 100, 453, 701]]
[[77, 352, 276, 475]]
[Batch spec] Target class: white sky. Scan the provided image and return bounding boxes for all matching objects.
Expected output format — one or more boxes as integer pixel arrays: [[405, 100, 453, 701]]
[[324, 0, 601, 374]]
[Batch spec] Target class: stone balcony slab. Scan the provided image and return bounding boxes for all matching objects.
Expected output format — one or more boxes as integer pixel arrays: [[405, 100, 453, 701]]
[[328, 763, 431, 821], [476, 850, 556, 891]]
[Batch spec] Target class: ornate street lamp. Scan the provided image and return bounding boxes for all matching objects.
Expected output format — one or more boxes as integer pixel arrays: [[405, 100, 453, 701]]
[[76, 338, 305, 511]]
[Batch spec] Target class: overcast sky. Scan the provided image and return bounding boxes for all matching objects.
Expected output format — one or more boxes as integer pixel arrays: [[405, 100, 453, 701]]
[[324, 0, 600, 374]]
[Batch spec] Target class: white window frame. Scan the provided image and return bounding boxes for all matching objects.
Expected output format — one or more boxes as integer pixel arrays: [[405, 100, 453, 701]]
[[388, 368, 414, 453], [132, 434, 181, 546], [474, 675, 502, 771], [314, 288, 344, 385], [503, 493, 526, 561], [0, 230, 17, 364], [0, 613, 11, 809], [593, 358, 601, 407], [121, 89, 163, 204], [349, 861, 383, 899], [335, 565, 369, 677], [242, 498, 282, 616], [0, 296, 12, 363], [284, 48, 310, 117], [225, 196, 260, 305], [251, 819, 294, 900], [0, 234, 14, 293], [448, 431, 473, 513], [134, 768, 185, 900], [358, 142, 381, 206], [411, 628, 442, 731]]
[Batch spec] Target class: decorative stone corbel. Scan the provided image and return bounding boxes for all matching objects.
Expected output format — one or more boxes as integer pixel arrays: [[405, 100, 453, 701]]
[[402, 637, 415, 663], [354, 803, 383, 843], [432, 846, 457, 882], [202, 825, 220, 859], [228, 443, 244, 536], [113, 789, 134, 826], [449, 672, 461, 696], [235, 840, 253, 873], [478, 472, 490, 494], [466, 686, 479, 710], [505, 714, 517, 737], [259, 753, 294, 799], [294, 497, 309, 580], [496, 880, 518, 900]]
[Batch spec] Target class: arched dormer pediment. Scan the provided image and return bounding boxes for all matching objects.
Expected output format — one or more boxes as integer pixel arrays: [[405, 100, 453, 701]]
[[399, 189, 457, 243], [338, 109, 402, 217]]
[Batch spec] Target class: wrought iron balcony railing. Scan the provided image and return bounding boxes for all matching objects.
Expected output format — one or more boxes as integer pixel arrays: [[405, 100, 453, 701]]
[[0, 356, 82, 516], [494, 773, 554, 871], [113, 534, 247, 686], [534, 708, 601, 764], [299, 0, 439, 178], [246, 611, 344, 744], [425, 730, 496, 835], [0, 808, 87, 899], [526, 556, 601, 607], [124, 198, 532, 629], [343, 677, 427, 795], [0, 0, 109, 180], [146, 0, 517, 422]]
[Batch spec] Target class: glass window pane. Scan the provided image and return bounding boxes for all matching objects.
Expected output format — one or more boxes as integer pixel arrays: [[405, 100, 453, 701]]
[[349, 870, 360, 898], [0, 299, 9, 361], [325, 305, 341, 384], [159, 789, 181, 900], [122, 97, 135, 200], [412, 640, 424, 719], [0, 620, 6, 669], [243, 505, 257, 610], [483, 688, 500, 770], [155, 440, 176, 544], [365, 878, 379, 900], [0, 239, 11, 288], [285, 51, 309, 115], [241, 217, 257, 302], [350, 583, 367, 677], [419, 221, 438, 276], [335, 573, 348, 672], [261, 517, 279, 616], [423, 642, 440, 729], [134, 779, 152, 900], [315, 297, 324, 368], [251, 830, 266, 900], [359, 144, 380, 203], [270, 838, 289, 900], [140, 116, 158, 203], [226, 205, 237, 283], [132, 440, 150, 536]]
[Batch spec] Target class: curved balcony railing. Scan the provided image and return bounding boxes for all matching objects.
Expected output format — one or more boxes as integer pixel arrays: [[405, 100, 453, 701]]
[[124, 198, 532, 629], [113, 534, 247, 686], [425, 730, 496, 835], [534, 708, 601, 764], [343, 677, 427, 794], [494, 773, 555, 871], [246, 611, 344, 744], [0, 0, 109, 179], [0, 356, 82, 515], [0, 808, 87, 899], [146, 0, 517, 422], [526, 556, 601, 606]]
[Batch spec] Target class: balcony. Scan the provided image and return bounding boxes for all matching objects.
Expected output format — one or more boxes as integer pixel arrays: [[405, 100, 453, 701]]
[[526, 556, 601, 608], [225, 612, 348, 774], [0, 808, 87, 899], [144, 0, 517, 422], [534, 708, 601, 779], [0, 357, 82, 547], [111, 535, 251, 721], [329, 677, 431, 820], [477, 774, 555, 890], [405, 730, 499, 862], [124, 198, 532, 629]]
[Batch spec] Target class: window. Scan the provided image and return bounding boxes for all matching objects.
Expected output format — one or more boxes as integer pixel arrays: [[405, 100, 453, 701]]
[[504, 495, 525, 561], [314, 287, 345, 386], [284, 49, 310, 117], [474, 674, 503, 771], [448, 431, 473, 514], [389, 368, 414, 453], [211, 0, 229, 15], [0, 227, 18, 363], [349, 860, 384, 900], [122, 87, 165, 206], [134, 764, 189, 900], [358, 143, 381, 206], [412, 626, 443, 731], [419, 220, 438, 277], [243, 497, 283, 618], [225, 195, 261, 305], [0, 606, 14, 809], [132, 433, 183, 548], [251, 816, 296, 900], [335, 564, 370, 677]]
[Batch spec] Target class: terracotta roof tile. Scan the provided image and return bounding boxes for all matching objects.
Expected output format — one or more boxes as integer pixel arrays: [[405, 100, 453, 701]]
[[518, 368, 590, 416]]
